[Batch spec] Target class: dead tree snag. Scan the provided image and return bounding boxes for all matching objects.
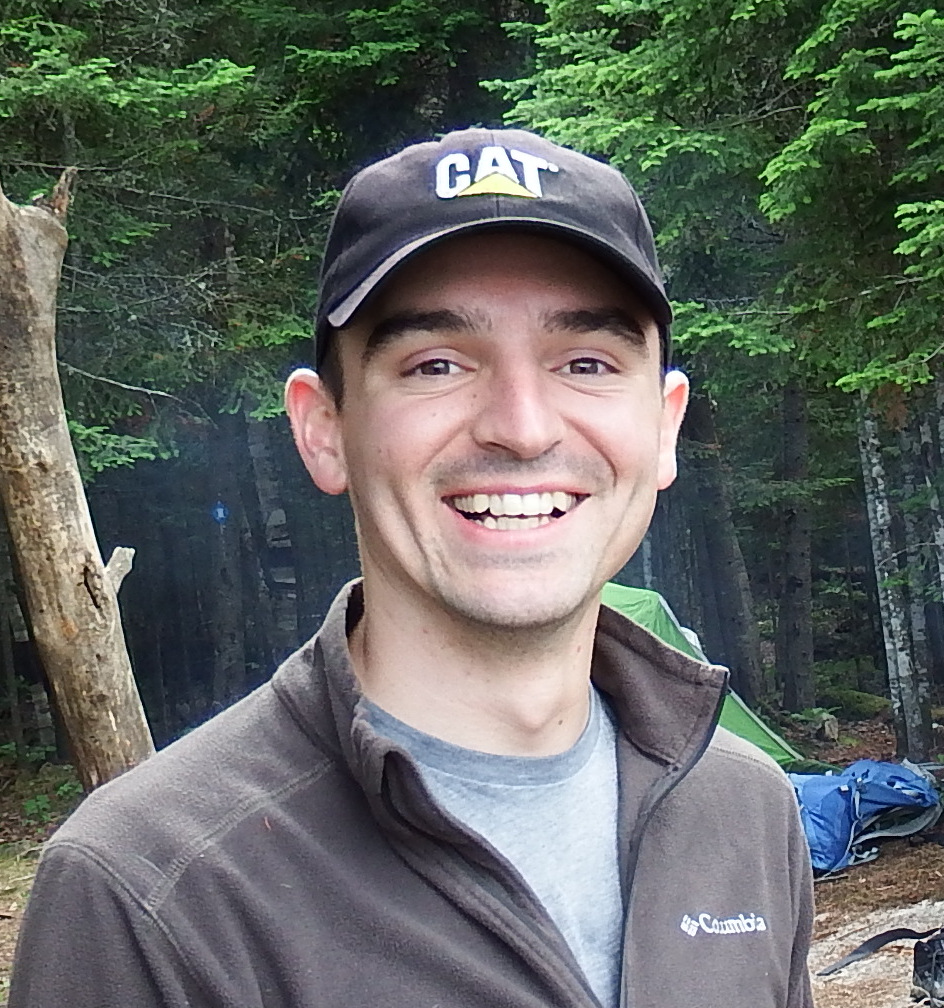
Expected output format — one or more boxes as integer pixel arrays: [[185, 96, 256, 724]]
[[0, 169, 154, 791]]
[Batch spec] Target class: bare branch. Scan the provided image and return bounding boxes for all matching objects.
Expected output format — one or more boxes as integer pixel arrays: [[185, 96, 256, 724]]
[[5, 160, 125, 173], [57, 361, 181, 402], [725, 277, 924, 318], [104, 547, 135, 594], [728, 105, 804, 128], [116, 187, 326, 220]]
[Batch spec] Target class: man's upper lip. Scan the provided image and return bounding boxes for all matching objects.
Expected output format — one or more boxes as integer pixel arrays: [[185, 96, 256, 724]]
[[441, 484, 587, 497]]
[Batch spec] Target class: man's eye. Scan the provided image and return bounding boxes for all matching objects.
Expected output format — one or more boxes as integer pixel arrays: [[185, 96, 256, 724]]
[[408, 359, 461, 377], [563, 358, 614, 376]]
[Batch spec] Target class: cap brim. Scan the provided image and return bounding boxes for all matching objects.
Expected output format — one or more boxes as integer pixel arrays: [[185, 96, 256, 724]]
[[324, 217, 673, 333]]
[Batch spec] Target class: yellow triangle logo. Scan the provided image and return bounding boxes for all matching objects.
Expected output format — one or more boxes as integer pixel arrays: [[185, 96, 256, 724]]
[[458, 172, 537, 198]]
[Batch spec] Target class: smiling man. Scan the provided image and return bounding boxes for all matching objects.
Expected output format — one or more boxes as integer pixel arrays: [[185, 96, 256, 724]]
[[10, 129, 813, 1008]]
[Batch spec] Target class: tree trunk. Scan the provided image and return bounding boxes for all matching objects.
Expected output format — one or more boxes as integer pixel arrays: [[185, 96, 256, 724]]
[[918, 406, 944, 686], [651, 485, 695, 626], [857, 392, 931, 760], [273, 416, 358, 636], [777, 380, 815, 711], [900, 417, 932, 693], [685, 474, 725, 662], [918, 412, 944, 597], [207, 415, 246, 707], [640, 534, 653, 589], [231, 410, 283, 671], [0, 516, 26, 765], [0, 171, 153, 790], [246, 417, 298, 655], [684, 394, 765, 707]]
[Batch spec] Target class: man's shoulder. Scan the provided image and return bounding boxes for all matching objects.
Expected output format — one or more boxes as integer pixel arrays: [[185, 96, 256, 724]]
[[676, 725, 800, 816], [651, 727, 805, 868], [48, 677, 340, 891], [706, 725, 792, 782]]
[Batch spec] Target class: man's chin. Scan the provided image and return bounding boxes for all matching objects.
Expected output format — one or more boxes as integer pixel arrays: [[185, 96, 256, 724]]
[[437, 584, 599, 635]]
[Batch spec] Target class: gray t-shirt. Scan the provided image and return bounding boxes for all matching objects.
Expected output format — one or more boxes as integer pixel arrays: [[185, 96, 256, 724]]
[[362, 690, 622, 1008]]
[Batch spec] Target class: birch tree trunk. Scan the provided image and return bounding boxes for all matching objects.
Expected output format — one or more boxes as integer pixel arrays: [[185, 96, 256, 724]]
[[918, 413, 944, 598], [900, 418, 931, 688], [936, 374, 944, 472], [0, 171, 153, 790], [857, 393, 931, 760]]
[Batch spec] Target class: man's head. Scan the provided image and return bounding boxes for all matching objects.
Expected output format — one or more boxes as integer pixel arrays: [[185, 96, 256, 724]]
[[286, 129, 688, 632], [313, 128, 673, 404]]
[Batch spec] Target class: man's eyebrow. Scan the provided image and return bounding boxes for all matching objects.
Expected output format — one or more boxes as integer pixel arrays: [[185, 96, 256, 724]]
[[363, 310, 473, 363], [547, 308, 649, 350]]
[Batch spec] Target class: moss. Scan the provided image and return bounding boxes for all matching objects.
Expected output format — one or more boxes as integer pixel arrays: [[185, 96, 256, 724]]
[[818, 688, 890, 720]]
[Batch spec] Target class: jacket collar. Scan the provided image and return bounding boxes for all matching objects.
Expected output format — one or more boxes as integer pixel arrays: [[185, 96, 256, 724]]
[[593, 602, 727, 769], [271, 579, 728, 791]]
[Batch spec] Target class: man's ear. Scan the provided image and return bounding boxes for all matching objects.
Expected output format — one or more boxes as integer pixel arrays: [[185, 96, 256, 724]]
[[656, 369, 689, 490], [284, 368, 347, 495]]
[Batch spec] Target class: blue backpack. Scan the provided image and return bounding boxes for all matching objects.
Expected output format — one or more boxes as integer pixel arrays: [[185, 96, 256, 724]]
[[788, 759, 941, 873]]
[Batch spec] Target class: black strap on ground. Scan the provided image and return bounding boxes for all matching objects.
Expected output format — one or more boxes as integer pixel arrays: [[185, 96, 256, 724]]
[[817, 927, 944, 976]]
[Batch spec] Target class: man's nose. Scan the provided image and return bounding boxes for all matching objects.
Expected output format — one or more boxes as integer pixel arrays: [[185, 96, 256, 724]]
[[469, 365, 565, 460]]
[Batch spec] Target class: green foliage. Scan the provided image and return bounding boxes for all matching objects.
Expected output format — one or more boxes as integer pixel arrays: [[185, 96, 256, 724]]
[[814, 655, 885, 696], [787, 705, 839, 724], [501, 0, 944, 393], [0, 741, 54, 768], [67, 421, 167, 480], [672, 303, 796, 359], [20, 793, 51, 825], [2, 0, 526, 466], [0, 749, 84, 830]]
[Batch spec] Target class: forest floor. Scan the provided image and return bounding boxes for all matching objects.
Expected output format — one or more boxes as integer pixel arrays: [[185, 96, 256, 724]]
[[0, 720, 940, 1006], [0, 759, 83, 1006]]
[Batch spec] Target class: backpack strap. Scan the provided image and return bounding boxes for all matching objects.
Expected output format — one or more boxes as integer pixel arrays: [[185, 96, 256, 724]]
[[854, 803, 943, 849], [817, 927, 944, 976]]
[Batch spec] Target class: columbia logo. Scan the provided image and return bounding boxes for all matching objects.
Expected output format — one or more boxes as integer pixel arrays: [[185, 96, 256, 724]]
[[680, 914, 699, 937], [680, 912, 768, 937]]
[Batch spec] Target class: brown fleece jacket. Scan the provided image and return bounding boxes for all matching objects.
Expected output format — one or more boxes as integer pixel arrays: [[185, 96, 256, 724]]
[[10, 581, 813, 1008]]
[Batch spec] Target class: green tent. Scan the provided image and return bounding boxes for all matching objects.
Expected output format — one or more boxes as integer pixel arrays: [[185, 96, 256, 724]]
[[601, 583, 802, 768]]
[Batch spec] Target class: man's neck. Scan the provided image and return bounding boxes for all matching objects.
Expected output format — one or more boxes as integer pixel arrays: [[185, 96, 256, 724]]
[[348, 584, 599, 758]]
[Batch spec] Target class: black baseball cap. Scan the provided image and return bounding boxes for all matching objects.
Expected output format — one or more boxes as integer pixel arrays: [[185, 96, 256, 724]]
[[315, 128, 673, 366]]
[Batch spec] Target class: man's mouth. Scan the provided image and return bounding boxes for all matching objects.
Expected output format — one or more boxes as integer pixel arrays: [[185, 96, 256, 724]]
[[447, 491, 584, 531]]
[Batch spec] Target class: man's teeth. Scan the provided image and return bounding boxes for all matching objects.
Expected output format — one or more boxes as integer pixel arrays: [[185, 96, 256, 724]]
[[483, 515, 551, 530], [450, 491, 578, 524]]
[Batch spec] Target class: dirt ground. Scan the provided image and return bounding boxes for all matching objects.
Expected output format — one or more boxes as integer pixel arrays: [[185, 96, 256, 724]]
[[0, 842, 41, 1006], [810, 841, 944, 1007]]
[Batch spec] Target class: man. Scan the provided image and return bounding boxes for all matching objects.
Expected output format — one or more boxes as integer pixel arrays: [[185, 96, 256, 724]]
[[10, 128, 813, 1008]]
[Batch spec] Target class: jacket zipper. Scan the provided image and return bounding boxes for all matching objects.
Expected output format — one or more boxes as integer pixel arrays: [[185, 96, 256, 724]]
[[381, 755, 601, 1008], [617, 675, 729, 1008]]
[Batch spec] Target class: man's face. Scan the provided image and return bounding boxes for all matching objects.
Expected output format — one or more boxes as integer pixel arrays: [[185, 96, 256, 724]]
[[288, 232, 688, 631]]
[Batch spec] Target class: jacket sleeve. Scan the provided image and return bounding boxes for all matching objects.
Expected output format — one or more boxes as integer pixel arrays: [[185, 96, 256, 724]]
[[785, 795, 815, 1008], [10, 842, 208, 1008]]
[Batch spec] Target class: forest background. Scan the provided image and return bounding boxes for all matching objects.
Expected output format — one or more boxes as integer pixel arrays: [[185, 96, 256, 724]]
[[2, 0, 944, 770]]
